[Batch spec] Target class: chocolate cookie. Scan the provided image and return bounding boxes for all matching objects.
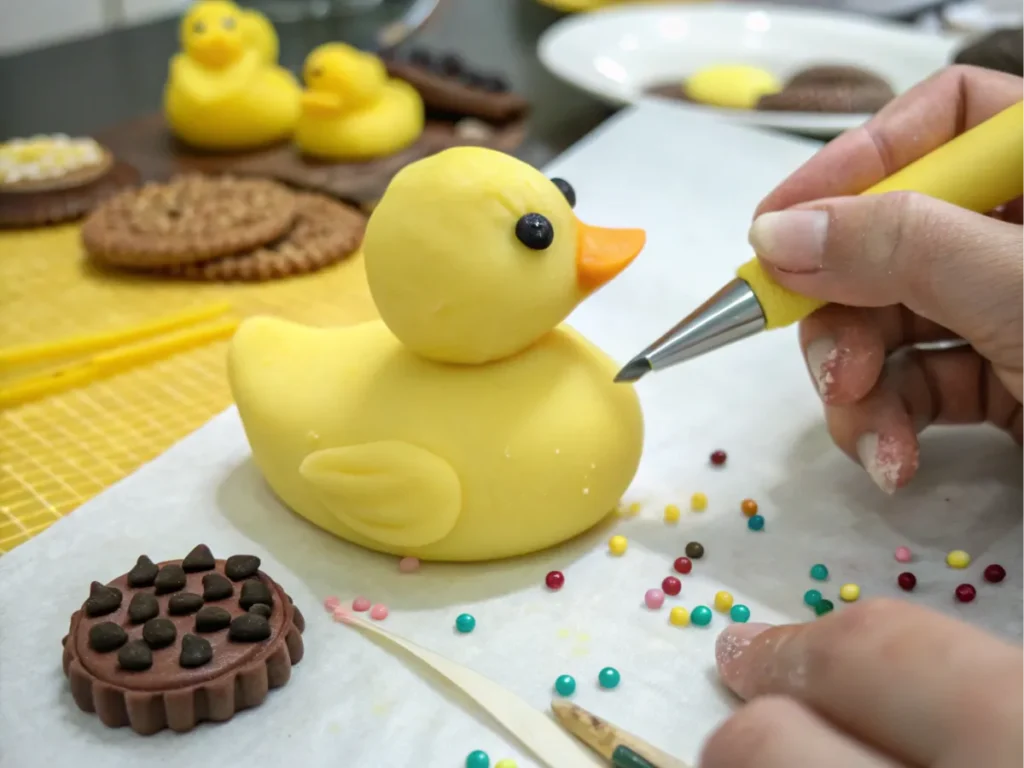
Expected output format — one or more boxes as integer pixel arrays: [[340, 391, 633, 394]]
[[62, 546, 304, 735], [384, 48, 529, 124], [757, 65, 895, 114], [157, 194, 366, 282], [80, 175, 296, 268], [954, 28, 1024, 77]]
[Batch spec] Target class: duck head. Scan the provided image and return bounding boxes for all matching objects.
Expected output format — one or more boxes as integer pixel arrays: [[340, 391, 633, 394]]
[[181, 1, 245, 69], [363, 147, 646, 365], [301, 43, 387, 118]]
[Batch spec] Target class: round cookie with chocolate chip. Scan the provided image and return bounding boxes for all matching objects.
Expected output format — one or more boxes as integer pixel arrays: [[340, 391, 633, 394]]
[[62, 545, 304, 735]]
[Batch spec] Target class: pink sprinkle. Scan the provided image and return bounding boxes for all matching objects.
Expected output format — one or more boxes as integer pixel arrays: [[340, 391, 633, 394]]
[[352, 597, 371, 612], [894, 546, 912, 563], [332, 607, 350, 622], [398, 557, 421, 573], [324, 596, 340, 611], [645, 588, 665, 610], [370, 604, 389, 620]]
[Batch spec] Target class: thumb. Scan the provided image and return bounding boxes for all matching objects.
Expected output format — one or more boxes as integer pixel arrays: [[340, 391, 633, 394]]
[[748, 192, 1023, 354]]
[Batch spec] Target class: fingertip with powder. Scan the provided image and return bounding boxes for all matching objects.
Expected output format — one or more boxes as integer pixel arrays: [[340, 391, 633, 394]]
[[856, 432, 917, 495], [804, 337, 840, 401], [715, 622, 773, 693]]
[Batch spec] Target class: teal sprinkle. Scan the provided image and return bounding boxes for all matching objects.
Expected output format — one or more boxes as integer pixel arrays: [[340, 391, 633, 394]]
[[466, 750, 490, 768], [747, 514, 765, 531], [598, 666, 621, 689], [554, 674, 576, 697], [455, 613, 476, 633], [804, 589, 822, 607], [730, 604, 751, 623], [691, 605, 713, 626], [810, 564, 829, 581]]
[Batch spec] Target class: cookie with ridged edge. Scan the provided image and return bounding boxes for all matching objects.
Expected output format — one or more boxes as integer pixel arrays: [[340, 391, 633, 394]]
[[80, 174, 296, 268], [0, 160, 139, 229], [62, 548, 304, 735]]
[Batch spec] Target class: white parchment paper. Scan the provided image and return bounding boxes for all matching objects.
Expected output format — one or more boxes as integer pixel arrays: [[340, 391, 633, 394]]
[[1, 101, 1021, 768]]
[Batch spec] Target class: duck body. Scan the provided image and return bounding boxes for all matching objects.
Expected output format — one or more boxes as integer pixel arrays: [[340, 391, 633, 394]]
[[229, 317, 643, 561]]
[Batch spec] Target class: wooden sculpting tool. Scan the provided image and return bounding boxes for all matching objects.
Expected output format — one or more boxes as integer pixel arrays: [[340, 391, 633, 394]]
[[551, 700, 692, 768], [616, 100, 1024, 381]]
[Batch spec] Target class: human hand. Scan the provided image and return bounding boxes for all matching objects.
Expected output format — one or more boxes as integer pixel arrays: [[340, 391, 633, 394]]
[[702, 600, 1023, 768], [747, 65, 1023, 493]]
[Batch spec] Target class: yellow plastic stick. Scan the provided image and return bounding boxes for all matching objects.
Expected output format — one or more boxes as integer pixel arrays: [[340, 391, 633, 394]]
[[0, 319, 239, 409], [738, 100, 1024, 329], [0, 301, 232, 368]]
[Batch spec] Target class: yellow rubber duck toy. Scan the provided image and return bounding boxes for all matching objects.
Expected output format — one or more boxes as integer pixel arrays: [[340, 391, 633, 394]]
[[193, 0, 279, 64], [229, 148, 646, 562], [164, 1, 300, 150], [294, 43, 424, 161]]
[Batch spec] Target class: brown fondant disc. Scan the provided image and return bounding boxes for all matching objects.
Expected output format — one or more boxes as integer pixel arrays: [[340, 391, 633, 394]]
[[0, 161, 140, 229], [757, 65, 895, 114]]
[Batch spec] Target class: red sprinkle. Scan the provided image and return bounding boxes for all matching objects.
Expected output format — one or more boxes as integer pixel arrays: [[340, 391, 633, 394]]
[[710, 450, 727, 466], [897, 572, 916, 591], [673, 557, 693, 575], [955, 583, 976, 603], [983, 564, 1006, 584], [545, 570, 565, 590], [661, 576, 681, 596]]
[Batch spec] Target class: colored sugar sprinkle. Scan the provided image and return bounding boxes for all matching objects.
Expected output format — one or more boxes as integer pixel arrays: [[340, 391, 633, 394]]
[[495, 761, 518, 768], [814, 599, 834, 616], [946, 550, 971, 569], [669, 606, 690, 626], [710, 450, 727, 466], [608, 535, 628, 556], [455, 613, 477, 633], [369, 604, 389, 620], [809, 564, 829, 581], [664, 504, 681, 523], [352, 597, 371, 612], [323, 596, 340, 611], [955, 584, 976, 603], [803, 589, 822, 607], [398, 557, 421, 573], [466, 750, 490, 768], [690, 492, 708, 511], [897, 572, 917, 591], [684, 541, 704, 559], [740, 498, 758, 516], [984, 564, 1006, 583], [714, 591, 734, 613], [839, 583, 860, 602], [690, 605, 713, 626], [627, 502, 642, 516], [673, 557, 693, 575], [545, 570, 565, 590], [661, 576, 681, 596], [554, 674, 576, 696], [598, 667, 621, 689], [894, 546, 912, 563], [730, 604, 750, 623], [747, 514, 765, 531], [645, 589, 665, 610]]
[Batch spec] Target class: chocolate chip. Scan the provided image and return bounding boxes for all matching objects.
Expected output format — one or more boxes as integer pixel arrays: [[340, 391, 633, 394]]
[[179, 633, 213, 668], [88, 621, 128, 652], [479, 75, 509, 93], [142, 617, 177, 649], [684, 541, 705, 559], [239, 578, 273, 610], [194, 606, 231, 632], [168, 592, 204, 615], [438, 53, 463, 76], [154, 564, 187, 594], [249, 603, 272, 618], [182, 544, 216, 572], [225, 555, 261, 582], [229, 613, 271, 642], [118, 640, 153, 671], [127, 592, 160, 624], [409, 47, 431, 67], [84, 582, 123, 617], [127, 555, 158, 587], [202, 572, 234, 601]]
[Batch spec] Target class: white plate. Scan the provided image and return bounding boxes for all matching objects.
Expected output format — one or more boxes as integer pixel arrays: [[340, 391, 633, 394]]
[[537, 2, 960, 136]]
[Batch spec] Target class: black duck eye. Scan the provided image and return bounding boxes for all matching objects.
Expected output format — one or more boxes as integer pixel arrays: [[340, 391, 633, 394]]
[[551, 178, 575, 208], [193, 21, 206, 34], [222, 17, 236, 29], [515, 213, 554, 250]]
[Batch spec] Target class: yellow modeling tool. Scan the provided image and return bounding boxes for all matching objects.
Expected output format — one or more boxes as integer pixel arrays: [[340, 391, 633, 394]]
[[617, 100, 1024, 381]]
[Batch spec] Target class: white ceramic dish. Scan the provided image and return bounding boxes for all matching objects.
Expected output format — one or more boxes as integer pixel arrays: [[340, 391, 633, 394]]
[[537, 2, 960, 136]]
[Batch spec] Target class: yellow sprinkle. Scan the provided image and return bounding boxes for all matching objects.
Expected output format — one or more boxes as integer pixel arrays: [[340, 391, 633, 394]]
[[839, 583, 860, 602], [690, 492, 708, 511], [495, 761, 519, 768], [669, 606, 690, 626], [714, 591, 734, 613], [608, 535, 628, 556], [946, 549, 971, 569], [663, 504, 681, 523], [627, 502, 642, 516]]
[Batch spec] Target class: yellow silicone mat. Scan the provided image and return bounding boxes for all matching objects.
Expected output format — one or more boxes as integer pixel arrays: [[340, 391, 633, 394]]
[[0, 224, 378, 554]]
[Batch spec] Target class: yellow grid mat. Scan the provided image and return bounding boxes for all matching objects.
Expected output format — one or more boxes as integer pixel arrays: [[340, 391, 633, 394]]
[[0, 224, 378, 554]]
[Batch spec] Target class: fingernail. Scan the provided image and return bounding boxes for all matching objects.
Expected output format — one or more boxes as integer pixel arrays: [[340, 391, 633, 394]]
[[715, 622, 772, 688], [748, 210, 829, 272], [856, 432, 902, 494], [805, 337, 839, 401]]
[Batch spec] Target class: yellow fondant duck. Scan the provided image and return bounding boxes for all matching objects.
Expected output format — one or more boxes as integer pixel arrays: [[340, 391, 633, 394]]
[[229, 148, 646, 562], [164, 1, 300, 150], [295, 43, 424, 160], [193, 0, 279, 63]]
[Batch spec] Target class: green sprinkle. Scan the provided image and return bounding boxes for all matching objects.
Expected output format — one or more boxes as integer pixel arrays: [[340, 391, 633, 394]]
[[690, 605, 713, 626], [466, 750, 490, 768], [803, 589, 822, 607], [729, 604, 750, 623], [554, 674, 576, 696], [455, 613, 476, 633], [810, 564, 829, 581], [815, 599, 835, 616], [598, 667, 621, 689]]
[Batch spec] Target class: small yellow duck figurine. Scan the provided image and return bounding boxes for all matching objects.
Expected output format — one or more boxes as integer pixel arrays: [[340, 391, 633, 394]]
[[229, 148, 645, 562], [295, 43, 425, 161], [193, 0, 279, 63], [164, 1, 300, 150]]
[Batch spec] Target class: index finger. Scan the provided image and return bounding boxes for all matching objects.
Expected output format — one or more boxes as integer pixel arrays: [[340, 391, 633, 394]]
[[756, 65, 1024, 216]]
